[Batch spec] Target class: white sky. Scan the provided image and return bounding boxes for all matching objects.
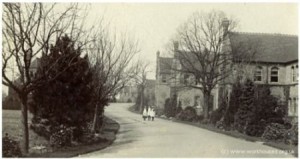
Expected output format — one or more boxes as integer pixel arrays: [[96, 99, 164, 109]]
[[84, 3, 298, 79], [1, 2, 298, 93]]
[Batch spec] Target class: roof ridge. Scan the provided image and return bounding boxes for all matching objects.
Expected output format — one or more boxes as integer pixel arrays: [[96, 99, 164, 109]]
[[231, 31, 298, 37]]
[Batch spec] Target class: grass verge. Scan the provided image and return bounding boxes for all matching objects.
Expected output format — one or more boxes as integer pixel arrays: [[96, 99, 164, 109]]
[[2, 110, 120, 158]]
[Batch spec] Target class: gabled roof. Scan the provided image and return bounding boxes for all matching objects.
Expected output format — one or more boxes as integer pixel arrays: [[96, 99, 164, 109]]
[[159, 57, 173, 74], [229, 32, 298, 63]]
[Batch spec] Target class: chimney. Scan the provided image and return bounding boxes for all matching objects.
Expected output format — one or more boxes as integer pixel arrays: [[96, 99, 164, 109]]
[[173, 41, 179, 51], [222, 18, 230, 34]]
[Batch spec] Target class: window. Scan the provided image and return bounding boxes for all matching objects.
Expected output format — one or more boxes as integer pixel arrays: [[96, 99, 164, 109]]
[[270, 67, 279, 82], [254, 66, 262, 82], [294, 98, 298, 116], [162, 74, 167, 83], [292, 66, 295, 82], [296, 65, 298, 82], [288, 98, 293, 116]]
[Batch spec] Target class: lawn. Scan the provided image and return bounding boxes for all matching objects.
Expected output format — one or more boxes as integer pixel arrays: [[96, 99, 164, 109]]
[[2, 110, 51, 153]]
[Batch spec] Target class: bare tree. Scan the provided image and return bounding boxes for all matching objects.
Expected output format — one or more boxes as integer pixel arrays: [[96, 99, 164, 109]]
[[2, 3, 89, 153], [169, 10, 257, 120], [133, 60, 151, 112], [87, 23, 139, 133]]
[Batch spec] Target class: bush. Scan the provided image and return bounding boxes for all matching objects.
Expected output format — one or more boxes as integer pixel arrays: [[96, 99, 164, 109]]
[[176, 106, 198, 122], [127, 98, 132, 103], [2, 134, 22, 157], [30, 35, 94, 141], [164, 95, 177, 117], [262, 123, 287, 142], [210, 108, 224, 125], [245, 123, 266, 137], [30, 123, 51, 139], [284, 122, 298, 145], [50, 125, 73, 148]]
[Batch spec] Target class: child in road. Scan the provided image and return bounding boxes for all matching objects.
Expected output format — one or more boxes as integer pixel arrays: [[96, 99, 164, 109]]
[[150, 108, 156, 121], [142, 108, 147, 121], [147, 107, 152, 121]]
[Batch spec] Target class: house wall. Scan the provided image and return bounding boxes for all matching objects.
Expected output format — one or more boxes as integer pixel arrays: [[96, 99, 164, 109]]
[[177, 87, 219, 115], [231, 62, 298, 118], [155, 84, 170, 109]]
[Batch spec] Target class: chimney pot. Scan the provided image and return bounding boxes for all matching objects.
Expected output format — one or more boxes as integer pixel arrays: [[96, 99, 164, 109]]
[[222, 18, 230, 33], [156, 51, 160, 57]]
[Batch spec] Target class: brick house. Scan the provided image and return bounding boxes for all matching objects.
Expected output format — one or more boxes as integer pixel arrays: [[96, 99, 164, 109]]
[[223, 31, 298, 120], [155, 20, 298, 119]]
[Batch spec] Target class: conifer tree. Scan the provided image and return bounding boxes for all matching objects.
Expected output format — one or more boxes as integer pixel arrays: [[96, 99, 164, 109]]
[[30, 35, 94, 140], [234, 79, 255, 133]]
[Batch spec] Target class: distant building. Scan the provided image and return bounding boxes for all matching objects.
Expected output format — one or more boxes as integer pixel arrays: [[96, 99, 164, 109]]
[[3, 58, 40, 110], [155, 19, 298, 119], [117, 85, 138, 103]]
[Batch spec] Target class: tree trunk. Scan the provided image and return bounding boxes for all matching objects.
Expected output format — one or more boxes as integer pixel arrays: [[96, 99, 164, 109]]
[[92, 103, 99, 133], [203, 91, 211, 120], [20, 96, 29, 154], [140, 87, 144, 113]]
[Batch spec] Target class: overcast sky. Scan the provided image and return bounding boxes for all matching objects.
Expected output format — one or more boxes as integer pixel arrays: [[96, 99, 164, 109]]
[[2, 3, 298, 94], [84, 3, 298, 79]]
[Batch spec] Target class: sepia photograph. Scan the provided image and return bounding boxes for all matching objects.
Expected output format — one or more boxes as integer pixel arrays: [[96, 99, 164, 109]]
[[1, 2, 298, 158]]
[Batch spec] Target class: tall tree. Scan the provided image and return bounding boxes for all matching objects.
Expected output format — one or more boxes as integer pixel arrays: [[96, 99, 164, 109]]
[[168, 10, 257, 120], [167, 11, 236, 119], [30, 35, 94, 140], [234, 79, 255, 133], [2, 3, 88, 153], [87, 24, 139, 133], [133, 61, 151, 112]]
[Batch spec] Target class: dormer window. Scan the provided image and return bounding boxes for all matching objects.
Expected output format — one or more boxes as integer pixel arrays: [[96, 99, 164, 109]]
[[270, 67, 279, 82], [254, 66, 262, 82]]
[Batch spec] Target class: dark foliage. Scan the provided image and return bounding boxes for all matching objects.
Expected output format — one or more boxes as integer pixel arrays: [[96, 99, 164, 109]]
[[30, 35, 94, 141], [223, 81, 242, 128], [234, 79, 255, 133], [2, 133, 22, 157], [262, 123, 287, 142], [2, 96, 21, 110], [284, 122, 298, 145], [210, 107, 224, 125], [127, 98, 132, 103], [164, 94, 178, 117], [176, 106, 198, 122], [49, 125, 73, 148]]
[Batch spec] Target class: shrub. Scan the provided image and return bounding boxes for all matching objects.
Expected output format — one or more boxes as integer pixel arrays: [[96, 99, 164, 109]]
[[284, 122, 298, 145], [176, 106, 198, 122], [127, 98, 132, 103], [245, 123, 266, 137], [30, 35, 94, 141], [2, 134, 22, 157], [164, 95, 177, 117], [234, 79, 255, 133], [50, 125, 73, 148], [210, 108, 224, 125], [30, 123, 51, 140], [262, 123, 287, 142]]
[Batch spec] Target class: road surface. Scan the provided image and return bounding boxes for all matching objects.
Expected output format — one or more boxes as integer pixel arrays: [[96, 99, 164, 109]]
[[78, 103, 295, 158]]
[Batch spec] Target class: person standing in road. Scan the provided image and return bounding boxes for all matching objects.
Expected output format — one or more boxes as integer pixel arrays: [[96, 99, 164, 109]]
[[150, 108, 156, 121], [142, 108, 148, 121], [147, 107, 151, 121]]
